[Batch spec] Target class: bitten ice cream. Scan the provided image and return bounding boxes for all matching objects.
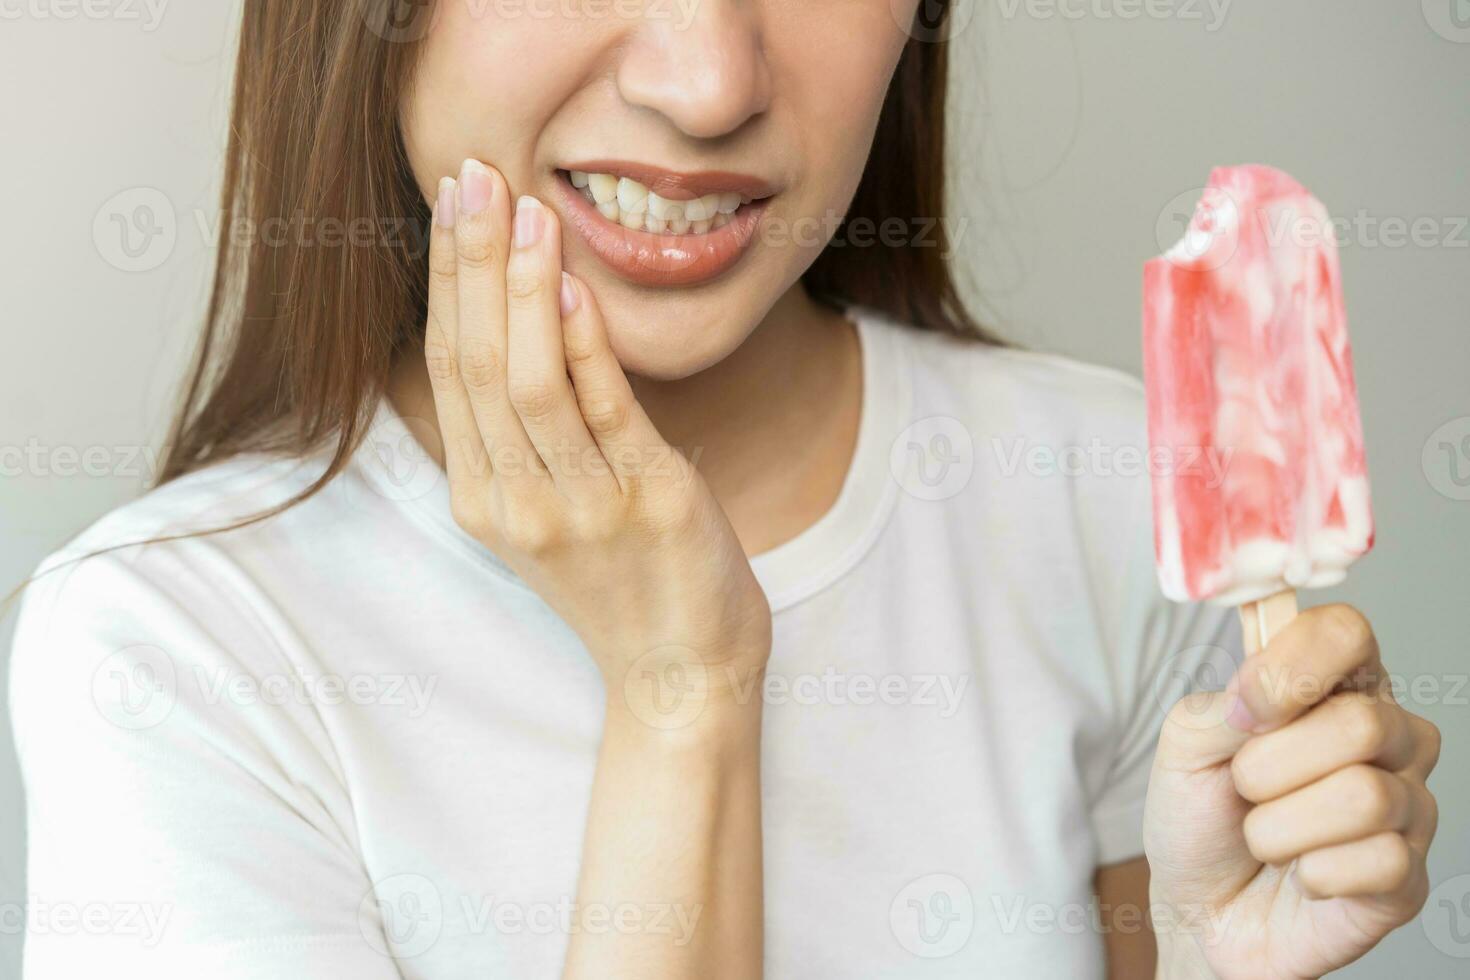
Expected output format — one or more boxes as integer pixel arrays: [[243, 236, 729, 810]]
[[1143, 164, 1373, 607]]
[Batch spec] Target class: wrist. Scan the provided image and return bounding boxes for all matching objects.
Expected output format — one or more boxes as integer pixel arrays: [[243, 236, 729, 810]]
[[1149, 885, 1217, 980], [605, 677, 764, 751], [1153, 939, 1215, 980], [603, 637, 769, 734]]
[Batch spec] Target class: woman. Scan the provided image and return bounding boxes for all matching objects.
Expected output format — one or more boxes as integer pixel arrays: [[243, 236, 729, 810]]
[[11, 1, 1440, 978]]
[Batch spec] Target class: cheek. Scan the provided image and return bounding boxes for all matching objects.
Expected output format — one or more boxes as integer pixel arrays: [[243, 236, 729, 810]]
[[401, 7, 594, 193], [768, 3, 912, 214]]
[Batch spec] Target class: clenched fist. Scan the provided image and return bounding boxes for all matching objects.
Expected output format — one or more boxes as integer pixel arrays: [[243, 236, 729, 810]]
[[1144, 604, 1441, 980]]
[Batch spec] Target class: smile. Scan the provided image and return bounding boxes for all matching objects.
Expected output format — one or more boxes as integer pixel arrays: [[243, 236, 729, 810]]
[[554, 162, 774, 288]]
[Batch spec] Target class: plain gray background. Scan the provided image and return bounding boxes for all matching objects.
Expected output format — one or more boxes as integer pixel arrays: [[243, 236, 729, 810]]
[[1, 1, 1465, 976]]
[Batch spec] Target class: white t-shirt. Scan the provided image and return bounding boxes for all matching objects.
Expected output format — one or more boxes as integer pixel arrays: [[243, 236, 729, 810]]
[[10, 308, 1236, 979]]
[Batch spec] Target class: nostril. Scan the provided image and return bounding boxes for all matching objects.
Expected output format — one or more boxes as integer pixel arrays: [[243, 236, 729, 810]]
[[613, 29, 771, 140]]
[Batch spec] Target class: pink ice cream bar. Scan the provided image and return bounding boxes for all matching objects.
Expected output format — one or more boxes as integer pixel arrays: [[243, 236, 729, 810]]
[[1143, 165, 1374, 607]]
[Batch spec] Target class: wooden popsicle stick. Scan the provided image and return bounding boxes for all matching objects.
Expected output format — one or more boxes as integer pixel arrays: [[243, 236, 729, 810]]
[[1239, 589, 1299, 656]]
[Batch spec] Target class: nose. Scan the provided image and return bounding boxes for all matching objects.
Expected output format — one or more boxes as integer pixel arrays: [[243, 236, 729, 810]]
[[615, 1, 772, 140]]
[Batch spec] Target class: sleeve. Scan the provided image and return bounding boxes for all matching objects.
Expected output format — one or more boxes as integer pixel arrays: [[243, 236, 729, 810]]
[[8, 548, 404, 980], [1085, 466, 1241, 867]]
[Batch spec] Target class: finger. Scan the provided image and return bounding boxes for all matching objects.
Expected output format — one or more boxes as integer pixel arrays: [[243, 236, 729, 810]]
[[1242, 764, 1414, 865], [558, 275, 667, 487], [422, 176, 491, 488], [1402, 713, 1442, 782], [1404, 780, 1439, 853], [453, 158, 539, 483], [1227, 604, 1381, 734], [1294, 831, 1420, 901], [1230, 691, 1419, 803], [1152, 690, 1251, 771], [503, 195, 598, 484]]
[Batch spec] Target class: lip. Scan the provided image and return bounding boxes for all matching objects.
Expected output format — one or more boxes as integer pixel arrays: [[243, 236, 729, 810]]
[[560, 160, 776, 201], [553, 162, 774, 288]]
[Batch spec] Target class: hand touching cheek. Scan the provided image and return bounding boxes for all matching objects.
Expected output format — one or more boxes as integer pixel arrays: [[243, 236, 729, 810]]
[[418, 160, 775, 979], [422, 160, 773, 713]]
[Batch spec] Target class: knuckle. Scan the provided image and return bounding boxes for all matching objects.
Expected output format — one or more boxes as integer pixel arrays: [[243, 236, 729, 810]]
[[448, 494, 486, 537], [1241, 806, 1281, 864], [1342, 765, 1397, 826], [1293, 852, 1331, 898], [1340, 697, 1390, 758], [456, 233, 500, 269], [1374, 833, 1413, 890], [1229, 746, 1271, 803], [423, 337, 460, 384], [563, 331, 601, 369], [459, 344, 506, 392], [630, 484, 694, 537], [1317, 603, 1375, 657], [1417, 715, 1443, 771], [579, 395, 629, 438], [567, 497, 619, 543], [428, 258, 459, 292], [503, 511, 558, 556], [504, 270, 544, 303], [1418, 785, 1440, 838], [507, 379, 561, 422]]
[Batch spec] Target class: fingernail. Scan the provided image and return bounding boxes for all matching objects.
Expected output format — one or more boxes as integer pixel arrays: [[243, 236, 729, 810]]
[[459, 160, 493, 215], [559, 272, 579, 315], [1225, 693, 1257, 732], [436, 177, 457, 228], [513, 196, 544, 248]]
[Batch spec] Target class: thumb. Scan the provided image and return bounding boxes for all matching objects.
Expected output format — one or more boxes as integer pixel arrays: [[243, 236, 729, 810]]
[[1153, 689, 1255, 773], [1145, 691, 1260, 911]]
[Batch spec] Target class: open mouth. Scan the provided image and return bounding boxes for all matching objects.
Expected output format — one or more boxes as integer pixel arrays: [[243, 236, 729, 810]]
[[562, 169, 757, 235], [553, 162, 775, 288]]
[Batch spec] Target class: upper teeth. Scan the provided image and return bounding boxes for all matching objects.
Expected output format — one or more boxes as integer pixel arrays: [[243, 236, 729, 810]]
[[569, 170, 748, 234]]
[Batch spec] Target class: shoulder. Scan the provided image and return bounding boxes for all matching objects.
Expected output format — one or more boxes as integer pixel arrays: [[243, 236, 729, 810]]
[[861, 317, 1242, 756], [856, 308, 1182, 646], [857, 307, 1148, 445], [9, 452, 332, 705], [40, 451, 329, 572]]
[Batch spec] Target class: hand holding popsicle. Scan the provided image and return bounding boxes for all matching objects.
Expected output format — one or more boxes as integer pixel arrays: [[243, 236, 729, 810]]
[[1139, 167, 1441, 979]]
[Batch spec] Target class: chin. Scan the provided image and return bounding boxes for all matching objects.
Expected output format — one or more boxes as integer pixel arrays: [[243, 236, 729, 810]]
[[599, 297, 764, 382], [577, 247, 798, 381]]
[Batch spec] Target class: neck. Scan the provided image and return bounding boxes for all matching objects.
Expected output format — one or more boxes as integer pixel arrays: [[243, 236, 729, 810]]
[[388, 284, 862, 556]]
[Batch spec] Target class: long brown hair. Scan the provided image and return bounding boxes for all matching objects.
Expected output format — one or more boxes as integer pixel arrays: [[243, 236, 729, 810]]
[[160, 0, 992, 510]]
